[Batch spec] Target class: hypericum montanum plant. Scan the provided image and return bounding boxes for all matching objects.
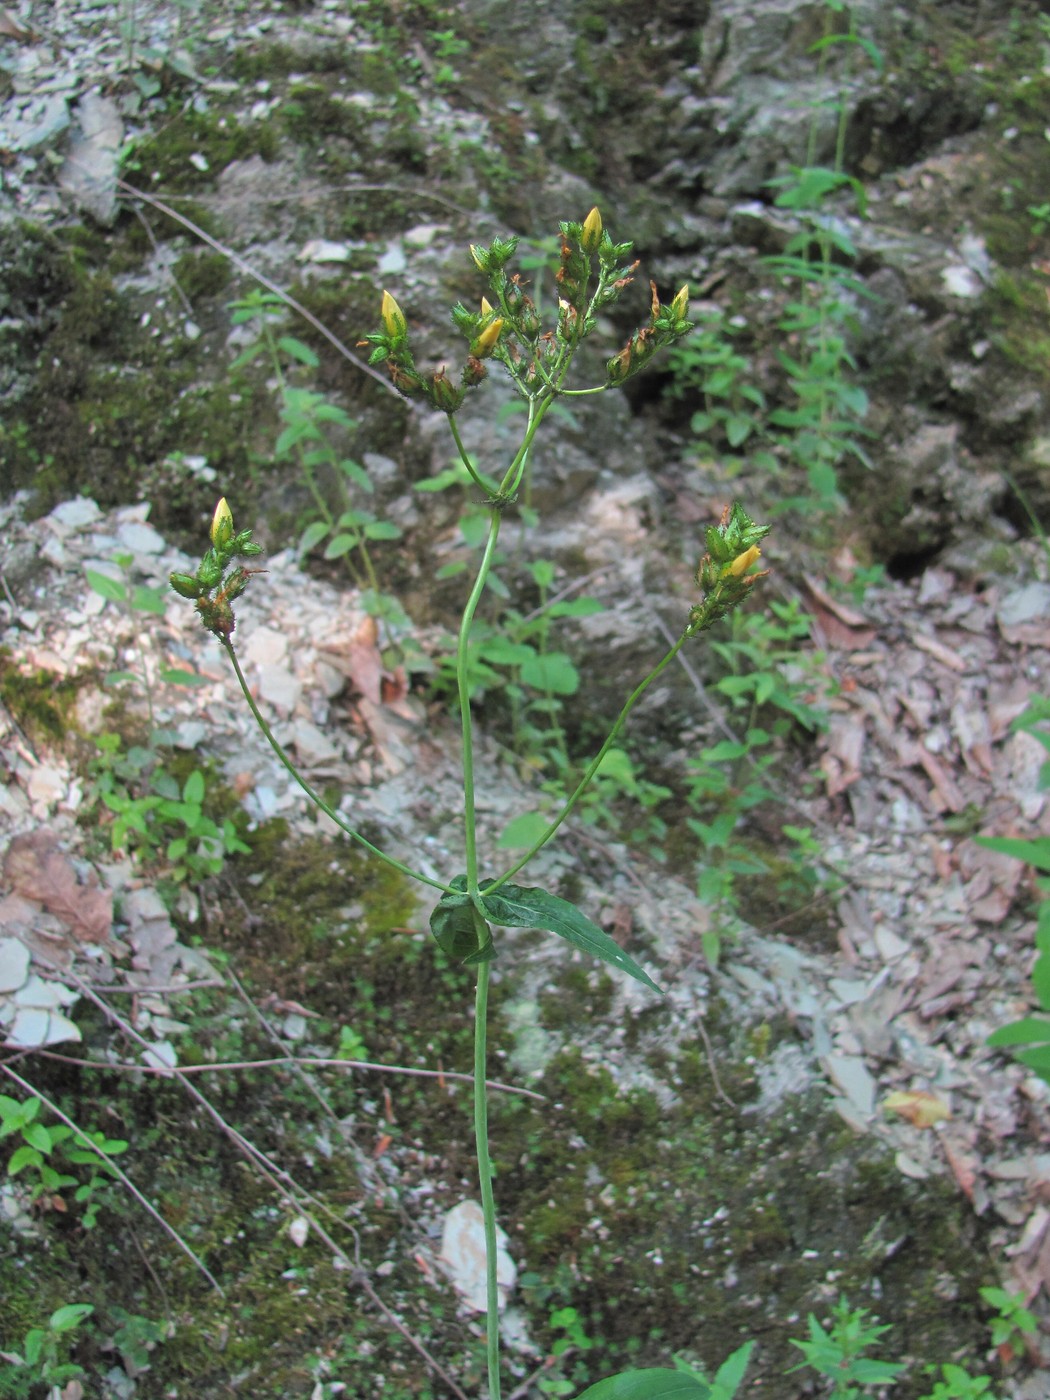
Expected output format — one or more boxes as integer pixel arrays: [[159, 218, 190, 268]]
[[170, 209, 769, 1400]]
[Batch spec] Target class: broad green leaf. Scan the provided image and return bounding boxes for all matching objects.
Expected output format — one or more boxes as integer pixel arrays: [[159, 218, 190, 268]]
[[104, 671, 138, 687], [336, 509, 371, 528], [988, 1016, 1050, 1047], [337, 458, 373, 491], [50, 1303, 93, 1333], [298, 520, 330, 556], [976, 835, 1050, 874], [364, 520, 402, 541], [1033, 950, 1050, 1010], [159, 667, 208, 687], [1016, 1044, 1050, 1073], [520, 652, 579, 696], [429, 884, 495, 964], [84, 569, 125, 603], [497, 811, 552, 849], [8, 1143, 43, 1175], [23, 1120, 56, 1153], [277, 335, 319, 367], [706, 1339, 754, 1398], [574, 1368, 711, 1399], [323, 533, 358, 560], [131, 585, 167, 615], [182, 770, 206, 805], [479, 637, 535, 667], [725, 415, 754, 447], [698, 741, 749, 763], [479, 883, 661, 992], [548, 596, 605, 619]]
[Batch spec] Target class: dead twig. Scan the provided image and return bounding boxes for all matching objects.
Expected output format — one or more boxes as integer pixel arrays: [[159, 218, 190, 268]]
[[116, 178, 402, 399]]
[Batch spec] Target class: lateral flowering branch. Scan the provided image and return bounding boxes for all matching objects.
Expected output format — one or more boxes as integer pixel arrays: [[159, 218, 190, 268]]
[[686, 503, 771, 636]]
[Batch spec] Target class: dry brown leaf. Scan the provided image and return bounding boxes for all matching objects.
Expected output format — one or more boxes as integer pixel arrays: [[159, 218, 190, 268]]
[[820, 712, 866, 796], [3, 831, 112, 944], [883, 1089, 951, 1128], [912, 631, 968, 672], [915, 747, 965, 812], [939, 1133, 979, 1204]]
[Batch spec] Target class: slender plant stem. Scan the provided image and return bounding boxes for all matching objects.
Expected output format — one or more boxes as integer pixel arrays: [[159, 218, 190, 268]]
[[457, 513, 503, 894], [491, 631, 690, 889], [448, 414, 495, 494], [222, 641, 451, 893], [473, 959, 501, 1400]]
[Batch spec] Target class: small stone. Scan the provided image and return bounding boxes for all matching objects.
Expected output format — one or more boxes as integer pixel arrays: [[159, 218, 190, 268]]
[[439, 1200, 516, 1312]]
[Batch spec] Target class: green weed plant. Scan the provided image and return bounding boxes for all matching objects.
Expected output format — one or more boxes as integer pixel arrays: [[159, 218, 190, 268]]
[[171, 208, 768, 1400], [0, 1093, 127, 1230], [83, 555, 248, 893]]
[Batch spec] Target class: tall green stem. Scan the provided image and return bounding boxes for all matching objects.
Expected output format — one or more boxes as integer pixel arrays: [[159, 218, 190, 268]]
[[473, 960, 501, 1400], [458, 513, 503, 895]]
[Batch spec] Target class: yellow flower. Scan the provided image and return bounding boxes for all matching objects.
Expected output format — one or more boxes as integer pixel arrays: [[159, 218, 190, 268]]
[[727, 544, 761, 577], [210, 496, 233, 549], [581, 206, 603, 254], [380, 290, 407, 339]]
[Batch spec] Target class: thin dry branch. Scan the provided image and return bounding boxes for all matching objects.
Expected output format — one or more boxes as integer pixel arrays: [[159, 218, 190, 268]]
[[116, 178, 402, 399]]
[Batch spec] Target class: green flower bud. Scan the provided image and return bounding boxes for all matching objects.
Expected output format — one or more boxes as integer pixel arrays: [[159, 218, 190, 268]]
[[210, 497, 234, 550], [381, 290, 407, 340], [170, 572, 203, 600], [428, 367, 466, 414], [197, 550, 224, 590], [581, 206, 603, 254], [224, 566, 250, 601]]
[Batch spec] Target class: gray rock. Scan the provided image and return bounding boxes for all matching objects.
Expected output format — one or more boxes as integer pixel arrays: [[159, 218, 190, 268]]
[[59, 90, 123, 225]]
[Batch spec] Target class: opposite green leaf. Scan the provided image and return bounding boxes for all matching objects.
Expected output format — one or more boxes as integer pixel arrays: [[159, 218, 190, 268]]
[[85, 569, 125, 602], [479, 882, 661, 992], [574, 1368, 712, 1400], [429, 885, 495, 964]]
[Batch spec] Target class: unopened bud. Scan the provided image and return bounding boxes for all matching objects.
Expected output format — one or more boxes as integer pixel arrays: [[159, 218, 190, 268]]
[[581, 206, 603, 254], [380, 290, 407, 339], [210, 497, 233, 549], [473, 317, 504, 357], [480, 296, 494, 317], [462, 355, 487, 387], [429, 368, 466, 414], [197, 550, 224, 590], [170, 572, 202, 600], [470, 244, 488, 271], [224, 566, 251, 601], [727, 545, 762, 577], [605, 346, 632, 386], [671, 285, 690, 320]]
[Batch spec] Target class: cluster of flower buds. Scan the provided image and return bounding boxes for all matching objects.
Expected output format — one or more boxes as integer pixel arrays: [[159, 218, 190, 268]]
[[363, 210, 673, 411], [360, 290, 496, 415], [687, 503, 771, 635], [605, 280, 692, 388], [169, 498, 264, 642]]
